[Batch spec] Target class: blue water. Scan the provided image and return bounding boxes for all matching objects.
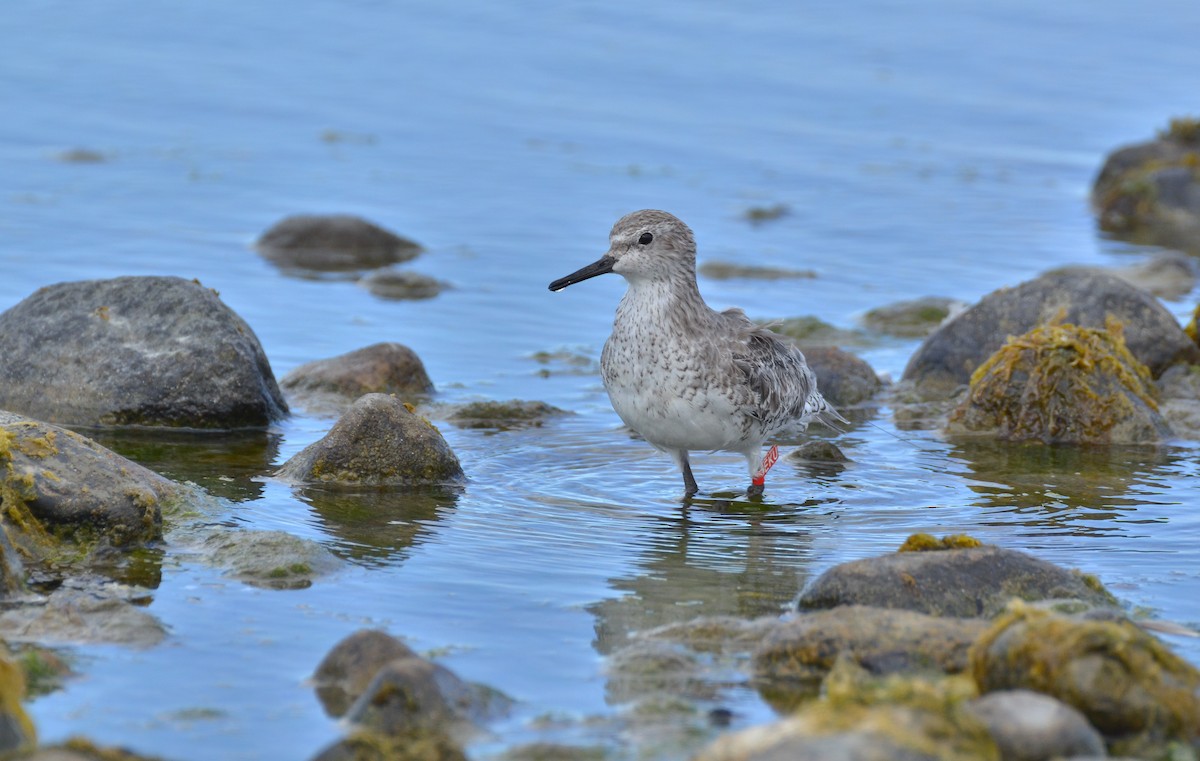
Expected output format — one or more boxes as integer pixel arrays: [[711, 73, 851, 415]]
[[4, 1, 1200, 758]]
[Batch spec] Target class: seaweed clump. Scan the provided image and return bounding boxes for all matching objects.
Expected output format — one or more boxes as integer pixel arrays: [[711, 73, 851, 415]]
[[946, 319, 1169, 444], [898, 533, 983, 552]]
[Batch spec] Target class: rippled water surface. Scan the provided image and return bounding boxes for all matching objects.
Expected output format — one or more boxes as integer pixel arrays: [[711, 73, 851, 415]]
[[5, 1, 1200, 758]]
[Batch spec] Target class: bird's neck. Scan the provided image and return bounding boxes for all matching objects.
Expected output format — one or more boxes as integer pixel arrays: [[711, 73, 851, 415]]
[[615, 272, 708, 329]]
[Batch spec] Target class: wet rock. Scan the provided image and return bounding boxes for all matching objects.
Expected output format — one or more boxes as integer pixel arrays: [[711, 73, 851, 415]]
[[494, 743, 608, 761], [697, 659, 996, 761], [311, 729, 467, 761], [447, 400, 568, 430], [359, 269, 446, 300], [798, 535, 1117, 618], [753, 606, 986, 708], [276, 394, 464, 486], [967, 689, 1105, 761], [12, 737, 167, 760], [637, 615, 783, 655], [604, 640, 712, 706], [344, 653, 510, 739], [281, 343, 435, 416], [1050, 252, 1197, 301], [1, 411, 173, 553], [55, 148, 106, 164], [971, 601, 1200, 757], [699, 262, 815, 280], [1093, 117, 1200, 254], [0, 276, 288, 428], [743, 203, 789, 224], [862, 297, 965, 338], [202, 529, 341, 590], [788, 440, 848, 463], [0, 587, 165, 648], [256, 214, 421, 272], [802, 347, 881, 407], [0, 655, 35, 752], [764, 316, 869, 348], [901, 270, 1200, 400], [944, 322, 1171, 445], [314, 629, 418, 717]]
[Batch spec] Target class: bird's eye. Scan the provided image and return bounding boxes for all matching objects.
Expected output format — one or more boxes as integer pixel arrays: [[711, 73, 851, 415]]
[[638, 232, 653, 245]]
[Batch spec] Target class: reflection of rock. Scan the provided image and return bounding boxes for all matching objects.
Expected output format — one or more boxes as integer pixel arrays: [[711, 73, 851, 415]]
[[798, 537, 1117, 618], [201, 530, 341, 590], [0, 277, 288, 428], [902, 271, 1199, 400], [80, 427, 281, 503], [753, 606, 985, 707], [801, 347, 880, 407], [1, 411, 174, 556], [299, 485, 456, 565], [945, 322, 1170, 445], [282, 344, 435, 416], [966, 689, 1105, 761], [256, 214, 421, 272], [447, 400, 568, 430], [971, 601, 1200, 758], [277, 394, 463, 487]]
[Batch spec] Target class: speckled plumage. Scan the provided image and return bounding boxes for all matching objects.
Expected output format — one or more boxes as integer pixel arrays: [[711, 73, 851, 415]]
[[550, 209, 844, 496]]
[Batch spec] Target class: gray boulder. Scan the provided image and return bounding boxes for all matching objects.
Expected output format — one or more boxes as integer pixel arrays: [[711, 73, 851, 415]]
[[281, 343, 434, 415], [803, 346, 881, 408], [0, 276, 287, 428], [256, 214, 421, 272], [276, 394, 464, 486], [902, 270, 1199, 399], [967, 689, 1105, 761]]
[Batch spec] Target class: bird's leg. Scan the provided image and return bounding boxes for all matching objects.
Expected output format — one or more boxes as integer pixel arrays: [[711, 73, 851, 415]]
[[672, 450, 699, 497], [745, 445, 778, 498]]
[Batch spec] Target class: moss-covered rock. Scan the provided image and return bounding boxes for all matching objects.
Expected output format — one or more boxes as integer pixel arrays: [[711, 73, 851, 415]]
[[281, 343, 435, 416], [8, 736, 168, 760], [446, 400, 568, 430], [0, 277, 287, 428], [761, 316, 870, 348], [970, 601, 1200, 757], [0, 655, 35, 752], [944, 321, 1170, 444], [276, 394, 464, 487], [753, 606, 987, 709], [201, 529, 341, 590], [798, 536, 1117, 618], [1093, 117, 1200, 254], [255, 214, 421, 273], [902, 270, 1199, 400], [0, 412, 173, 560], [862, 297, 964, 338], [310, 728, 466, 761]]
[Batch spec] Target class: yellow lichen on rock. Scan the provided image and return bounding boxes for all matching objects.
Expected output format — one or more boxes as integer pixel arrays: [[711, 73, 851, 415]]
[[898, 533, 984, 552]]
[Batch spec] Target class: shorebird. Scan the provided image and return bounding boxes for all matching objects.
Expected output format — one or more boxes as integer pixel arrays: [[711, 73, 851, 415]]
[[549, 209, 846, 497]]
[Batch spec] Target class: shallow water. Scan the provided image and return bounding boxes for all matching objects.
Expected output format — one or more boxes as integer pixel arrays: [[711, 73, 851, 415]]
[[4, 0, 1200, 758]]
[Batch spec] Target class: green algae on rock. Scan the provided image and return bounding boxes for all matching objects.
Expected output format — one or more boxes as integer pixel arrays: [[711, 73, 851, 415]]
[[862, 297, 964, 338], [945, 321, 1170, 445], [798, 540, 1118, 618], [970, 600, 1200, 758], [898, 533, 983, 552], [276, 394, 464, 487], [201, 529, 342, 590]]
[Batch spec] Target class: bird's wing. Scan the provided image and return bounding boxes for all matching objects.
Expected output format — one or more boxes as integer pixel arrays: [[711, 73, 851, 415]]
[[719, 308, 828, 429]]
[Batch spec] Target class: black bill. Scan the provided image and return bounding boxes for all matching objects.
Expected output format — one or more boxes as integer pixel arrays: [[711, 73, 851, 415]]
[[549, 255, 616, 292]]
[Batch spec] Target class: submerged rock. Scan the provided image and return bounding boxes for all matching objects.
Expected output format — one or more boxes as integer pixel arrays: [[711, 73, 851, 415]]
[[281, 343, 434, 416], [1093, 117, 1200, 254], [0, 586, 166, 648], [765, 316, 869, 348], [753, 606, 986, 707], [359, 269, 446, 300], [862, 297, 965, 338], [802, 346, 881, 407], [0, 411, 174, 554], [276, 394, 463, 486], [201, 530, 341, 590], [0, 276, 288, 428], [447, 400, 568, 430], [944, 321, 1171, 445], [966, 689, 1105, 761], [798, 535, 1117, 618], [698, 261, 815, 280], [256, 214, 421, 272], [971, 601, 1200, 757], [901, 270, 1199, 400]]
